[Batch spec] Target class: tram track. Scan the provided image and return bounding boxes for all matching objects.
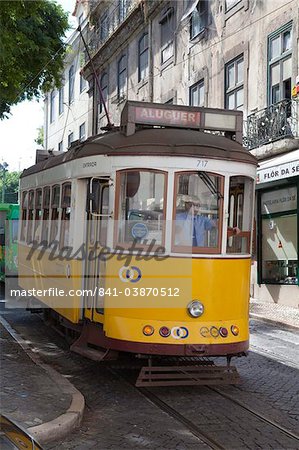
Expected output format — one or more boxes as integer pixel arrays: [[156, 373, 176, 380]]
[[207, 386, 299, 443], [109, 366, 299, 450]]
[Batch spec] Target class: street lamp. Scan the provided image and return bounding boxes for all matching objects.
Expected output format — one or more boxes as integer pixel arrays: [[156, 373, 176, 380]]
[[0, 162, 9, 203]]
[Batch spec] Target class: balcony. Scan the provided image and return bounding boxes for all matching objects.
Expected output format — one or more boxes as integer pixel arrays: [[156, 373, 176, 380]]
[[87, 0, 140, 59], [244, 99, 299, 151]]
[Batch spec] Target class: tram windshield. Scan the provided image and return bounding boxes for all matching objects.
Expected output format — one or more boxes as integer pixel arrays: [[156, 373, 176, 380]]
[[116, 170, 166, 245], [173, 172, 223, 253]]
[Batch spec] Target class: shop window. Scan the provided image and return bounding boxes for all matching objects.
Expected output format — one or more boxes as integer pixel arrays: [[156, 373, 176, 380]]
[[60, 183, 71, 248], [227, 176, 254, 254], [173, 172, 223, 253], [116, 170, 166, 246], [50, 185, 60, 243], [20, 191, 28, 242], [26, 190, 34, 244], [268, 23, 292, 105], [225, 55, 244, 111], [160, 7, 174, 64], [260, 186, 297, 285]]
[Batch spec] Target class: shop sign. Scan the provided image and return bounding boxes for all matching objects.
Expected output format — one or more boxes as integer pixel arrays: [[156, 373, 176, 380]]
[[261, 186, 297, 214], [257, 159, 299, 184]]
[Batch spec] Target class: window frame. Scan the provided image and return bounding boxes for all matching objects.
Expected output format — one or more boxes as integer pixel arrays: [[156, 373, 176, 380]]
[[190, 1, 207, 40], [114, 168, 168, 250], [99, 72, 108, 114], [79, 122, 86, 141], [68, 65, 75, 105], [41, 186, 51, 243], [68, 132, 74, 148], [225, 54, 244, 111], [20, 191, 28, 242], [160, 6, 174, 65], [172, 171, 224, 254], [138, 32, 149, 82], [58, 86, 64, 116], [60, 182, 72, 249], [189, 79, 205, 107], [50, 184, 61, 243], [50, 91, 55, 123], [80, 74, 86, 93], [117, 55, 127, 99], [225, 0, 242, 12], [267, 22, 292, 106]]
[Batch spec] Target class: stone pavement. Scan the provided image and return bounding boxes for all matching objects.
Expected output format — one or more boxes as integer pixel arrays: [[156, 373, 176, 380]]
[[250, 297, 299, 329], [0, 316, 84, 444]]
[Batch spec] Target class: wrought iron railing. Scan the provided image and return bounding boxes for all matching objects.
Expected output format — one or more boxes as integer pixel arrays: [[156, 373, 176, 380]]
[[243, 99, 298, 150], [87, 0, 139, 58]]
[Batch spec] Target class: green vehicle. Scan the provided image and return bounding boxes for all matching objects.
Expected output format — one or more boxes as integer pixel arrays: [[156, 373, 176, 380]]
[[0, 203, 19, 283]]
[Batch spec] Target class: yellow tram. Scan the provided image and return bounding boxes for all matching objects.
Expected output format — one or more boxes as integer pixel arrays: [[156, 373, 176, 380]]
[[18, 102, 256, 382]]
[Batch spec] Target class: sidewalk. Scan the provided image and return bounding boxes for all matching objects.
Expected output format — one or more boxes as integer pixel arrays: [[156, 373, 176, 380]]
[[250, 297, 299, 329], [0, 317, 84, 445]]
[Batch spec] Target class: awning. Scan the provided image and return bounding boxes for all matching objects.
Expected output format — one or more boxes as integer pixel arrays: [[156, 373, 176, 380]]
[[181, 0, 199, 21], [257, 149, 299, 184]]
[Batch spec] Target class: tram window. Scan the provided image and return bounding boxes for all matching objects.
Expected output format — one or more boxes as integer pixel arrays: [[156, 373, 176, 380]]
[[99, 185, 109, 246], [34, 189, 42, 242], [20, 191, 28, 242], [227, 176, 253, 254], [173, 172, 223, 252], [60, 183, 71, 248], [50, 185, 60, 243], [116, 170, 166, 245], [42, 186, 51, 243], [26, 190, 35, 244]]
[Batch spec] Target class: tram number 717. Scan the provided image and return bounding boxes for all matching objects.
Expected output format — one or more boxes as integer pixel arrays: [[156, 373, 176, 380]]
[[197, 159, 208, 168]]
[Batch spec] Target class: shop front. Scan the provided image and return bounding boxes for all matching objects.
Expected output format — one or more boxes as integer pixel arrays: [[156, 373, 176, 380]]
[[253, 149, 299, 308]]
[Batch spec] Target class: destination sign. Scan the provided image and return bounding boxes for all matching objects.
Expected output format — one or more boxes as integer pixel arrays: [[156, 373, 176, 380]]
[[135, 106, 201, 128]]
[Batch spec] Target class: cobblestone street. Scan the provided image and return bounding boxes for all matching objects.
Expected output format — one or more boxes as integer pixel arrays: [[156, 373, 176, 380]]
[[1, 307, 298, 449]]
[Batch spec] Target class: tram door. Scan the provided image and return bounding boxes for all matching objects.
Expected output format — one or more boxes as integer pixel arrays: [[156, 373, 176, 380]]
[[84, 178, 110, 323]]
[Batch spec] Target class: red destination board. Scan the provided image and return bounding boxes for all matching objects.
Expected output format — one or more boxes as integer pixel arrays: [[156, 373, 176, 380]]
[[135, 106, 201, 128]]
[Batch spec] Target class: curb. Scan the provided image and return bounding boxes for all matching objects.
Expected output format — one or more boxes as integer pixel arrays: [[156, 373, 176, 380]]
[[0, 314, 85, 444], [249, 313, 299, 331]]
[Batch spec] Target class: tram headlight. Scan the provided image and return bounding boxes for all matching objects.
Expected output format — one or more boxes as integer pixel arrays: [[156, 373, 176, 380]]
[[187, 300, 204, 318]]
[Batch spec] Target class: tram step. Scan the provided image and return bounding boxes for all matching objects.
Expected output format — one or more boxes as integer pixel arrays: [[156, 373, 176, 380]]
[[136, 365, 240, 387]]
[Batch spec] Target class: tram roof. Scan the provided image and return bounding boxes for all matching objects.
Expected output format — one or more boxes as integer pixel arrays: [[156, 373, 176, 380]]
[[21, 128, 257, 178]]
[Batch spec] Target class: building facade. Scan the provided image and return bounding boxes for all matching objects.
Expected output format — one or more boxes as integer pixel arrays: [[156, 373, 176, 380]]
[[44, 1, 90, 153], [44, 0, 299, 307]]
